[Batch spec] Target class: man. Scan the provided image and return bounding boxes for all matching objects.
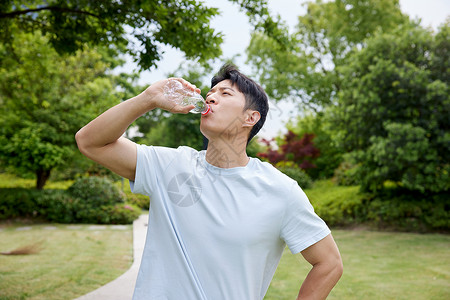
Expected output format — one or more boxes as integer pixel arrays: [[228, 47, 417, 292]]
[[76, 64, 343, 299]]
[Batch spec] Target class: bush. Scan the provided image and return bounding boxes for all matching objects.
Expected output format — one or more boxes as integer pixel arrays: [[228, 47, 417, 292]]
[[276, 161, 313, 189], [34, 189, 77, 223], [0, 177, 142, 224], [68, 176, 125, 206], [66, 177, 141, 224], [0, 188, 40, 219], [333, 155, 360, 186], [306, 180, 367, 226], [102, 204, 142, 224], [366, 189, 450, 232], [0, 188, 76, 222]]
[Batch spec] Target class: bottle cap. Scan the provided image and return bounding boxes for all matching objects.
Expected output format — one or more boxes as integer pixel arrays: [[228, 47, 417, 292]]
[[201, 104, 211, 115]]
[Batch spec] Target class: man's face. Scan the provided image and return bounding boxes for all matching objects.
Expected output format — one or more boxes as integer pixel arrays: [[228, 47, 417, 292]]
[[200, 79, 249, 142]]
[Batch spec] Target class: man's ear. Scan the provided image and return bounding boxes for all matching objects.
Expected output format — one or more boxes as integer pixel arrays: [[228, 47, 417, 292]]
[[243, 110, 261, 128]]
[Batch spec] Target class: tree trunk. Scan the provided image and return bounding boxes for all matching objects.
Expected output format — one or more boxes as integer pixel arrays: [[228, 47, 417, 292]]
[[36, 169, 51, 190]]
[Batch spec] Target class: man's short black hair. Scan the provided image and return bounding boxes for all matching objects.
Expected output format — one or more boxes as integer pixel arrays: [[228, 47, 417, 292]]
[[211, 64, 269, 144]]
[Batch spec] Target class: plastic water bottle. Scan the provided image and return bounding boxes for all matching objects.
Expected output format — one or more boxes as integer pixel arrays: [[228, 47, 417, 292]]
[[163, 79, 211, 115]]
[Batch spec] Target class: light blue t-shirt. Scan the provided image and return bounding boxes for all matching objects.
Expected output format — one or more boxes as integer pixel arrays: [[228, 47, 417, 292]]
[[131, 145, 330, 300]]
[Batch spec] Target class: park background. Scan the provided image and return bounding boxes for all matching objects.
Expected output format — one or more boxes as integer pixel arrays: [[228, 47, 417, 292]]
[[0, 0, 449, 299]]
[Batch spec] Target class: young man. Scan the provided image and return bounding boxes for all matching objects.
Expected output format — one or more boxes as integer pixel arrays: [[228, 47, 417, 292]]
[[76, 64, 343, 300]]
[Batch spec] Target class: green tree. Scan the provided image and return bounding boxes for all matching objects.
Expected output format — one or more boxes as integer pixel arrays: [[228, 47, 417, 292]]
[[332, 22, 449, 193], [286, 112, 343, 179], [0, 0, 288, 70], [0, 30, 121, 189], [246, 0, 408, 109]]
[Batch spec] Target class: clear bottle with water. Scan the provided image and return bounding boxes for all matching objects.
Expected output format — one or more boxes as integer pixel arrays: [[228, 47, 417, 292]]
[[163, 79, 210, 115]]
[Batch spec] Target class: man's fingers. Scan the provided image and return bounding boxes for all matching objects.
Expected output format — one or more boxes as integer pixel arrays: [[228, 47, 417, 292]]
[[171, 104, 195, 114], [173, 77, 199, 93]]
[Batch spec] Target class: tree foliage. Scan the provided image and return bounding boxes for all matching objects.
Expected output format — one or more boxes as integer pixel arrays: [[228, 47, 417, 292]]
[[0, 0, 288, 70], [246, 0, 408, 109], [287, 112, 343, 179], [0, 30, 121, 189], [332, 22, 450, 193]]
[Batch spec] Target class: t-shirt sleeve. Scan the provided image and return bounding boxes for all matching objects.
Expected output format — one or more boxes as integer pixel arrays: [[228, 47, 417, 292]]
[[280, 182, 331, 254], [130, 144, 181, 196]]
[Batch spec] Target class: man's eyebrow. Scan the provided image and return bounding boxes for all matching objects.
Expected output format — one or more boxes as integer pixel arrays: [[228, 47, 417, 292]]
[[207, 86, 236, 94]]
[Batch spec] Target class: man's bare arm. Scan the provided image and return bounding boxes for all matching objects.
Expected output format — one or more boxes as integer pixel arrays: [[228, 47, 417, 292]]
[[296, 234, 343, 300], [75, 78, 198, 181]]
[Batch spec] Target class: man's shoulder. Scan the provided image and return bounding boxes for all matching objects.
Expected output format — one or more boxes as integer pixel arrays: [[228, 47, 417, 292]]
[[138, 144, 199, 156], [250, 158, 297, 187], [136, 144, 201, 170]]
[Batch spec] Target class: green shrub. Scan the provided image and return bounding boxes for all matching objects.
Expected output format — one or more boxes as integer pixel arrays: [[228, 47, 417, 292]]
[[0, 177, 141, 224], [102, 204, 142, 224], [306, 180, 367, 226], [333, 156, 360, 186], [68, 176, 125, 206], [65, 177, 141, 224], [0, 188, 40, 219], [36, 190, 78, 223], [276, 161, 313, 189], [0, 188, 75, 222], [366, 190, 450, 232]]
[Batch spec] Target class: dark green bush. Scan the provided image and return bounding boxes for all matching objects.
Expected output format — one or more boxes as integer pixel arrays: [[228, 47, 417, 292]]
[[366, 190, 450, 232], [333, 157, 360, 186], [0, 188, 40, 219], [69, 200, 139, 224], [0, 177, 141, 224], [102, 204, 142, 224], [68, 176, 125, 206], [36, 190, 78, 223], [0, 188, 76, 222], [276, 162, 313, 189]]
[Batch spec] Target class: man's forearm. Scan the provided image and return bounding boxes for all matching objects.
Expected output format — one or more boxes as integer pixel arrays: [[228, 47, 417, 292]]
[[296, 261, 343, 300], [75, 91, 155, 149]]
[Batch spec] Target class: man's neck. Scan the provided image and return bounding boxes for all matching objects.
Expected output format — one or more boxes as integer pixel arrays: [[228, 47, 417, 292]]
[[205, 138, 249, 169]]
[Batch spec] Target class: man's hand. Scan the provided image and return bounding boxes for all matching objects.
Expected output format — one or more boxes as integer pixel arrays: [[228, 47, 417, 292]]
[[297, 234, 343, 300], [144, 78, 201, 113]]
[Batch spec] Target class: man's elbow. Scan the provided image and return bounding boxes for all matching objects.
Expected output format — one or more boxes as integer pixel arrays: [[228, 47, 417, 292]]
[[332, 255, 344, 280], [75, 128, 90, 157]]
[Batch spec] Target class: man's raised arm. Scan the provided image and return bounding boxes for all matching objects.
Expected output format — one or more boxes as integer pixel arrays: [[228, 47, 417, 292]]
[[75, 78, 198, 181]]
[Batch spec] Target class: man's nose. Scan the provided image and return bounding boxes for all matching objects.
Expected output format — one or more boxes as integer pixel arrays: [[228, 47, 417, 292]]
[[206, 94, 216, 104]]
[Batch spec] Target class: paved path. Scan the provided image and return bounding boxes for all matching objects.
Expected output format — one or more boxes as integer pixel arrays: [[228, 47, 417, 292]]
[[74, 214, 148, 300]]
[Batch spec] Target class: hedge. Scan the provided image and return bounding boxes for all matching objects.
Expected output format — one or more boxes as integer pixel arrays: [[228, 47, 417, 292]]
[[0, 177, 141, 224], [307, 181, 449, 232]]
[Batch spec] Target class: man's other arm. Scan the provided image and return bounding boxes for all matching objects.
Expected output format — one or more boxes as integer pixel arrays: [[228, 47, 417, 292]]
[[296, 234, 343, 300], [75, 78, 197, 181]]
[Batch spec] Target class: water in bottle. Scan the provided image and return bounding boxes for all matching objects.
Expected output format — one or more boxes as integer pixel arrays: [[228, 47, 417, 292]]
[[164, 79, 210, 115]]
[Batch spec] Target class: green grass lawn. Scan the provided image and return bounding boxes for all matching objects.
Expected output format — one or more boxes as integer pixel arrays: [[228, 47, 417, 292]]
[[265, 230, 450, 300], [0, 223, 133, 300], [1, 224, 448, 300]]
